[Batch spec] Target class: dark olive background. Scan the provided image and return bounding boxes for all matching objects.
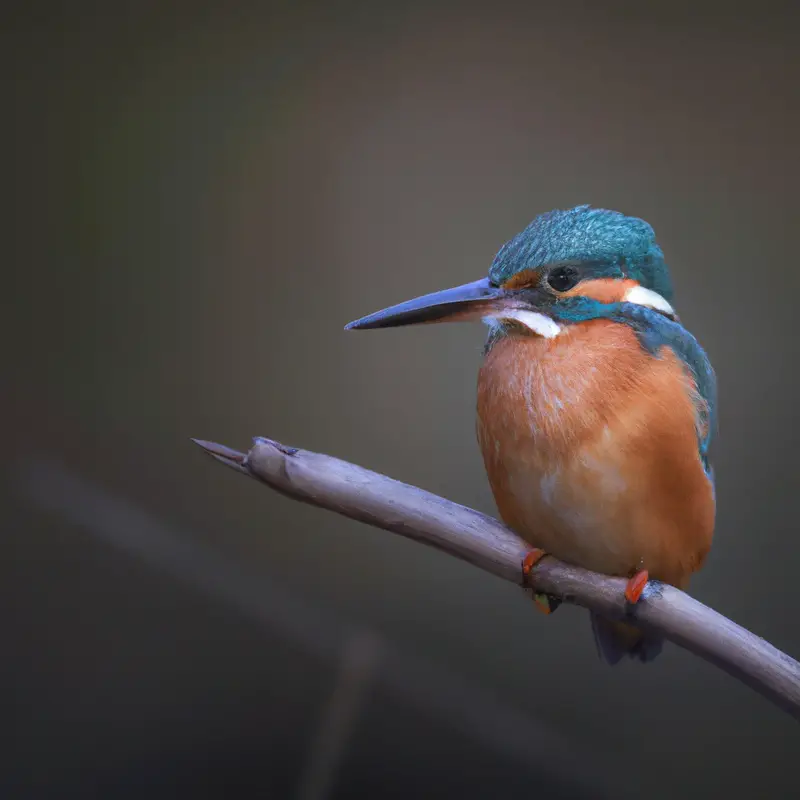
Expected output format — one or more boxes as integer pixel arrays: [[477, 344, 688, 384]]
[[5, 2, 800, 798]]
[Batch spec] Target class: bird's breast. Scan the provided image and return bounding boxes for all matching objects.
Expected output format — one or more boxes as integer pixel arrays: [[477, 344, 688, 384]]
[[476, 320, 714, 585]]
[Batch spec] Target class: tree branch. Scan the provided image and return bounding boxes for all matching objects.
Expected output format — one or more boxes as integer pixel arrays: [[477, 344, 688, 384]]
[[192, 436, 800, 722]]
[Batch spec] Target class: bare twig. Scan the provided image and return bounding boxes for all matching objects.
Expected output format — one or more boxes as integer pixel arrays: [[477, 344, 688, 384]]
[[192, 436, 800, 722], [20, 455, 610, 795]]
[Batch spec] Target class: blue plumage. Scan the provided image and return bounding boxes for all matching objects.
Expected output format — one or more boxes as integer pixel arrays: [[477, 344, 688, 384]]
[[489, 205, 674, 302]]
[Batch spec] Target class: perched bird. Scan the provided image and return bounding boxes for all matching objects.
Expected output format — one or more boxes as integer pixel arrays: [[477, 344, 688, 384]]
[[345, 205, 716, 664]]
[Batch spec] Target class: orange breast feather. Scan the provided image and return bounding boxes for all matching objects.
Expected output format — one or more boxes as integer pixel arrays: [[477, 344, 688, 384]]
[[476, 319, 714, 588]]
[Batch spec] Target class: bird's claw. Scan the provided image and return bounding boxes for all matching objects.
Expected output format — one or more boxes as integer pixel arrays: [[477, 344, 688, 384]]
[[625, 569, 649, 604], [522, 548, 547, 578], [522, 549, 560, 614]]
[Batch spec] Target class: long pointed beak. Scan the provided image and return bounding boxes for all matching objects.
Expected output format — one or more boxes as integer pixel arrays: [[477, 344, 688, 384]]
[[345, 278, 504, 330]]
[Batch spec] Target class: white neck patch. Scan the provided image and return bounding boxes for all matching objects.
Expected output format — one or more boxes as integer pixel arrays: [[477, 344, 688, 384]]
[[482, 284, 674, 339], [623, 285, 676, 317], [483, 309, 562, 339]]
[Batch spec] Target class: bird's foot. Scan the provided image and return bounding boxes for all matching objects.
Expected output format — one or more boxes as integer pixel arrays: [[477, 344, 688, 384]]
[[522, 548, 547, 577], [522, 548, 561, 615], [624, 569, 649, 604]]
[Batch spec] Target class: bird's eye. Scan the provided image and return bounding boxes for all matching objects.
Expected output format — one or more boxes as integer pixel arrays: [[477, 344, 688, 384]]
[[546, 265, 580, 292]]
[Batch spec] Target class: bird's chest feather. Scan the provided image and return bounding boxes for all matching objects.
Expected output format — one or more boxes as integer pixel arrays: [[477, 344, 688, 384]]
[[476, 320, 714, 583]]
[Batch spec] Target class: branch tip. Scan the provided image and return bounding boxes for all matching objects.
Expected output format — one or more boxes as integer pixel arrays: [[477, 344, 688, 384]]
[[190, 439, 250, 474]]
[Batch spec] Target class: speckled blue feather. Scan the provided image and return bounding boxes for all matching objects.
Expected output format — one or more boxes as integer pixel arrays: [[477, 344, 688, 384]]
[[489, 205, 674, 302]]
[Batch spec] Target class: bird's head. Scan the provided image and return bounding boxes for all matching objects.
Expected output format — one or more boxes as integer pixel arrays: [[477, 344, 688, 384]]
[[344, 205, 677, 339]]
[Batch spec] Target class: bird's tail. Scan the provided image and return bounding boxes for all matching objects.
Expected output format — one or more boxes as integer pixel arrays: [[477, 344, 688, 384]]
[[589, 613, 664, 664]]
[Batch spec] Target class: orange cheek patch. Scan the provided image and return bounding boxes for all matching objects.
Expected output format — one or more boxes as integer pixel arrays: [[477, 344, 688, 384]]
[[564, 278, 638, 303], [501, 268, 541, 289]]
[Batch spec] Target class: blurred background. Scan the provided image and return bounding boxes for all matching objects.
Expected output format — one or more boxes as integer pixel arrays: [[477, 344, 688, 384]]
[[5, 1, 800, 797]]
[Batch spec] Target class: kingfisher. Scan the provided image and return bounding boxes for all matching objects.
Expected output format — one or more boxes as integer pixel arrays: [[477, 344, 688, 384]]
[[345, 205, 716, 663]]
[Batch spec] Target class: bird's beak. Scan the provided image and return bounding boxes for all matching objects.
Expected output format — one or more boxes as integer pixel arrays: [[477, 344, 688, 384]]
[[345, 277, 505, 330]]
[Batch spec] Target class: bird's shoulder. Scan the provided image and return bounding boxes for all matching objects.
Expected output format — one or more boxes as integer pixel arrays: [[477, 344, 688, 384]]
[[612, 303, 717, 476]]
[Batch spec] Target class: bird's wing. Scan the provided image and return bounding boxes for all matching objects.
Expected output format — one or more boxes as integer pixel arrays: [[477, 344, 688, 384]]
[[616, 303, 717, 479]]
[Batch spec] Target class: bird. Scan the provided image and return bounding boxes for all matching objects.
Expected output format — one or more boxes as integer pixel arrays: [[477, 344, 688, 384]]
[[344, 205, 716, 664]]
